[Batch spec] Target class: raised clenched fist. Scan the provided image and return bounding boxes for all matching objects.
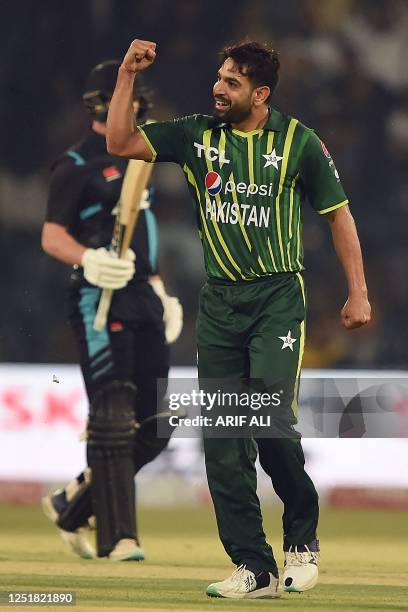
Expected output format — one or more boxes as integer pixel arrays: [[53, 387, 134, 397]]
[[121, 39, 157, 74]]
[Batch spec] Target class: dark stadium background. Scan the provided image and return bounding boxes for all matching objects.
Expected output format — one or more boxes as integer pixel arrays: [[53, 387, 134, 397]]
[[1, 0, 407, 369]]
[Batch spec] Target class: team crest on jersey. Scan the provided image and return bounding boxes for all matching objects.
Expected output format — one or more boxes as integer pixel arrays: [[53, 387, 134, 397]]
[[320, 140, 341, 181], [320, 140, 332, 159], [262, 148, 283, 170], [205, 171, 222, 196], [103, 165, 121, 181], [110, 321, 124, 332]]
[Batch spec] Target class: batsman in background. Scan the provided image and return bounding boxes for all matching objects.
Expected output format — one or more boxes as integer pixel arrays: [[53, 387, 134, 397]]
[[41, 60, 183, 561], [106, 40, 371, 597]]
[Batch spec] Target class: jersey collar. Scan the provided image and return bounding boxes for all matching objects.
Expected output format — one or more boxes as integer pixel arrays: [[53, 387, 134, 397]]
[[263, 107, 283, 131], [213, 106, 283, 132], [89, 129, 109, 153]]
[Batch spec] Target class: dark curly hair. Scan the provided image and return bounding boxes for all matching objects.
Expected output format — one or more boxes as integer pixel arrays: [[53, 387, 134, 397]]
[[219, 41, 280, 101]]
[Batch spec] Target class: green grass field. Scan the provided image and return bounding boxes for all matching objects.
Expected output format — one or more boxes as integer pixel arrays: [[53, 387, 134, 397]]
[[0, 504, 407, 611]]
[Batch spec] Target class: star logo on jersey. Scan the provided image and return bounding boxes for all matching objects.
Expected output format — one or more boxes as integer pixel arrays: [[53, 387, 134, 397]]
[[262, 149, 283, 170], [278, 330, 297, 351]]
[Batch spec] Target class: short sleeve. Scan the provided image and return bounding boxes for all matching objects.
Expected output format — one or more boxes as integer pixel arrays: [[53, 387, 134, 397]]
[[137, 117, 190, 164], [300, 131, 348, 214], [46, 158, 86, 227]]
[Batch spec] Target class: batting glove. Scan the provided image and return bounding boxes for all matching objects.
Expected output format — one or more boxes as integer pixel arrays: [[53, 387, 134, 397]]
[[81, 247, 136, 290], [149, 278, 183, 343]]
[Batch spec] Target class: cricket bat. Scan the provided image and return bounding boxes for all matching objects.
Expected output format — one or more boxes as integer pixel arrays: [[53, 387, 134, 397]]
[[93, 159, 153, 331]]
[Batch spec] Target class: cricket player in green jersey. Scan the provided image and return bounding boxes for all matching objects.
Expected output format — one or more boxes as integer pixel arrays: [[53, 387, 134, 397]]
[[106, 39, 371, 600]]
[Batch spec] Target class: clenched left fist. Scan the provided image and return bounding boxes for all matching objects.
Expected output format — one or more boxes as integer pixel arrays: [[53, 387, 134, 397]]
[[340, 295, 371, 329]]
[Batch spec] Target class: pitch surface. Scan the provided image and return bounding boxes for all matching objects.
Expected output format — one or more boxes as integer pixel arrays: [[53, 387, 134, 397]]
[[0, 504, 407, 611]]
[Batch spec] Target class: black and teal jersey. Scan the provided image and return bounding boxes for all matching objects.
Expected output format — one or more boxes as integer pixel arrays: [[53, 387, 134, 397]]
[[138, 108, 348, 281], [46, 130, 159, 283]]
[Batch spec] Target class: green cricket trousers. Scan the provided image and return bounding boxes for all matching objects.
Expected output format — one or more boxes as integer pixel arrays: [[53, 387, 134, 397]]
[[196, 272, 319, 576]]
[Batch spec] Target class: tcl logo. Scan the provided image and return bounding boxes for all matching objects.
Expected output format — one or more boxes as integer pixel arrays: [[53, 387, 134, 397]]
[[194, 142, 230, 164]]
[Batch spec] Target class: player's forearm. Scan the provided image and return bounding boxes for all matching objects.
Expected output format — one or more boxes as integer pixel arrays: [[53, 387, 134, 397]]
[[42, 222, 86, 266], [106, 67, 138, 157], [327, 206, 367, 297]]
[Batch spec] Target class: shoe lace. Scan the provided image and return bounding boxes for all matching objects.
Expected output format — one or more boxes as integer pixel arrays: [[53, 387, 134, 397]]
[[230, 564, 256, 592], [286, 545, 320, 567], [230, 564, 248, 583]]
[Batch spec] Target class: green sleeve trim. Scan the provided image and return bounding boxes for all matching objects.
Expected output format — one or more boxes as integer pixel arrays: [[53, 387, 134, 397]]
[[137, 126, 157, 163], [317, 199, 349, 215]]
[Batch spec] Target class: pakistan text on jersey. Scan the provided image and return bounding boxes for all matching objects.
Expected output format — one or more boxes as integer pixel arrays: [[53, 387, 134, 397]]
[[205, 199, 271, 228]]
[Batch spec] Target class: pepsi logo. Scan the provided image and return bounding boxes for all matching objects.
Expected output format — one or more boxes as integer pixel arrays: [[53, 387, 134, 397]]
[[205, 171, 222, 196]]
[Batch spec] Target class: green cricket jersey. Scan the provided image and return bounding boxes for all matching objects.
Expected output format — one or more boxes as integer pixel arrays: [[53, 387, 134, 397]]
[[138, 108, 348, 281]]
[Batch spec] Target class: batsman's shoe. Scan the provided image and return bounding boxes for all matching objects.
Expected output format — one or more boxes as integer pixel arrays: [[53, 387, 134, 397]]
[[108, 538, 145, 562], [58, 527, 95, 560], [206, 565, 281, 599], [283, 542, 320, 592], [41, 493, 94, 560]]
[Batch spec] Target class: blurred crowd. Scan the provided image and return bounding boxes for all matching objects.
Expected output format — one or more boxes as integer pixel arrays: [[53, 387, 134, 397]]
[[1, 0, 407, 368]]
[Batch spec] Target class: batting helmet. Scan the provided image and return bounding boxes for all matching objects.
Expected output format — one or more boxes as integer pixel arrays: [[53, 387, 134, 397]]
[[83, 59, 153, 122]]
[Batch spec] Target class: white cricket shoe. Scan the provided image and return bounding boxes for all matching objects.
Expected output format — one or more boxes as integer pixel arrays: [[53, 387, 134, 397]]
[[283, 544, 319, 592], [206, 565, 281, 599], [42, 494, 94, 560], [108, 538, 145, 561], [58, 527, 95, 560]]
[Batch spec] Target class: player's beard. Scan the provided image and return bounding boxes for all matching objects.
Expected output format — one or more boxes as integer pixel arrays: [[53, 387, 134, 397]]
[[213, 98, 252, 124]]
